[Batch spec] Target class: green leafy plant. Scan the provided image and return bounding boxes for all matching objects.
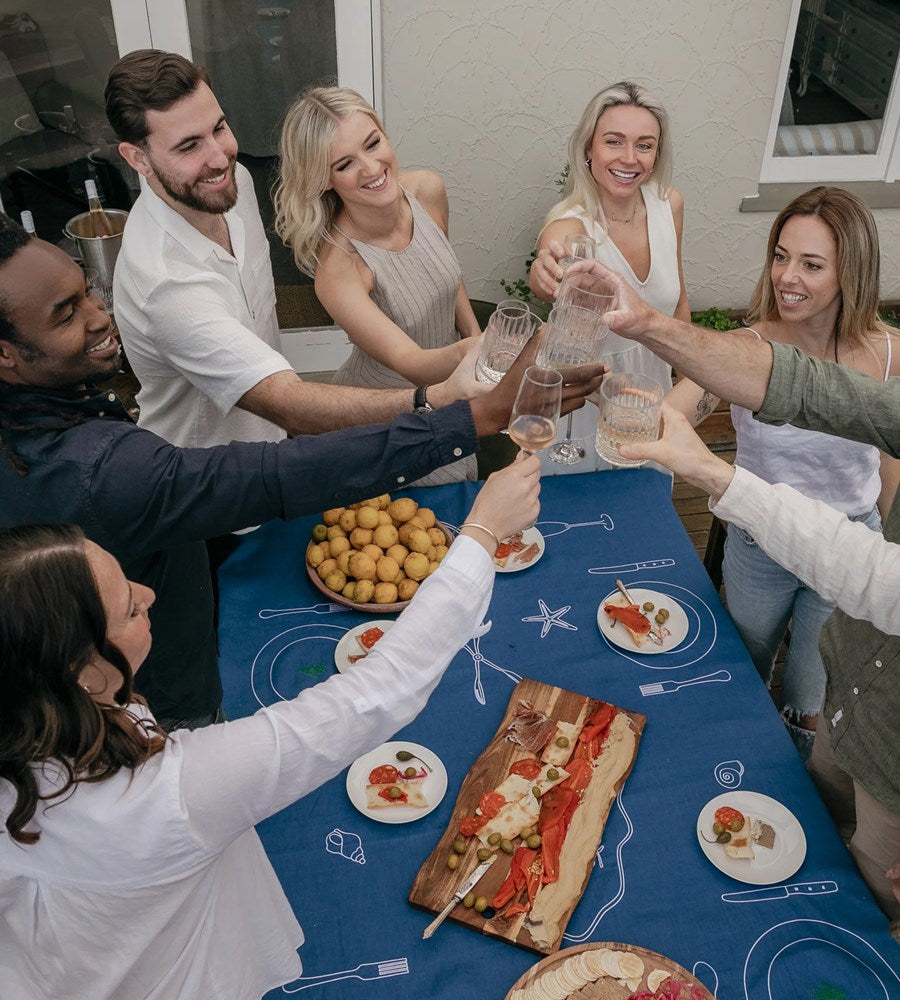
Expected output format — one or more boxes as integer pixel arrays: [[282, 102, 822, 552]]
[[878, 305, 900, 327], [691, 307, 742, 331]]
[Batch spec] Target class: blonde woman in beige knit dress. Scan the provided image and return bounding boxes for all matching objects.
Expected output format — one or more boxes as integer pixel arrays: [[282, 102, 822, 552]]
[[275, 87, 480, 485]]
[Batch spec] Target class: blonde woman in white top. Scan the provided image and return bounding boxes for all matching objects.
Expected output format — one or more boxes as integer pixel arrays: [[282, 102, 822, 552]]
[[530, 80, 690, 392]]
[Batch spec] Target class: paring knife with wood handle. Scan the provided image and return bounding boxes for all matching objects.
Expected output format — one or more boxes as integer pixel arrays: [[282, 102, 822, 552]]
[[422, 855, 496, 939]]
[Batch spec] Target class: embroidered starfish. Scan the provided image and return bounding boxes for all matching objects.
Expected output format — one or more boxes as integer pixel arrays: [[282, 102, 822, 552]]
[[522, 599, 578, 639]]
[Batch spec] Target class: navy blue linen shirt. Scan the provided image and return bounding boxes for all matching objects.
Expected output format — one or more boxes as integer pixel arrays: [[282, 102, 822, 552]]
[[0, 385, 478, 720]]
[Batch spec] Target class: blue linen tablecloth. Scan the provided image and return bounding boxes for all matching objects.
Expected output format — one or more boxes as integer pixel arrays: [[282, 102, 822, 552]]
[[217, 470, 900, 1000]]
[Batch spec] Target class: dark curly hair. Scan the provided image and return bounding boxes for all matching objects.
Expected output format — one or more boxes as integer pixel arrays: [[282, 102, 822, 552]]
[[105, 49, 211, 145], [0, 524, 165, 845], [0, 213, 32, 346]]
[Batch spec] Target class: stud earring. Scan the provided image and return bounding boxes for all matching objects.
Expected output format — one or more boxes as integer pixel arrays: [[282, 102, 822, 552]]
[[585, 158, 592, 167]]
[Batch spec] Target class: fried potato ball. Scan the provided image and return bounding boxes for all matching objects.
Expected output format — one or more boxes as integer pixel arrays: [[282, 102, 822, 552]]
[[329, 535, 350, 557], [404, 551, 429, 581], [326, 525, 347, 541], [342, 581, 356, 600], [316, 557, 338, 581], [373, 524, 399, 549], [377, 493, 392, 510], [428, 560, 440, 576], [373, 582, 399, 604], [307, 544, 326, 568], [356, 506, 379, 530], [317, 540, 330, 559], [433, 544, 448, 561], [322, 508, 344, 526], [336, 550, 352, 575], [407, 529, 431, 554], [349, 527, 373, 549], [354, 578, 375, 603], [417, 507, 437, 529], [397, 522, 416, 546], [376, 510, 392, 526], [376, 556, 400, 582], [427, 527, 445, 546], [397, 578, 419, 601], [324, 570, 346, 592], [388, 497, 417, 523], [386, 543, 409, 564], [348, 551, 377, 581], [361, 543, 382, 562], [338, 509, 357, 532]]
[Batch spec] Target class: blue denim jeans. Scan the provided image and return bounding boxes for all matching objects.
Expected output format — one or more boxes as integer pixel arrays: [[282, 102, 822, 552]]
[[722, 506, 882, 720]]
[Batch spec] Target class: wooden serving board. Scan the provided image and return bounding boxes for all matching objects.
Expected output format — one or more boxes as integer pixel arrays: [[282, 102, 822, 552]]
[[409, 679, 645, 954], [503, 941, 716, 999]]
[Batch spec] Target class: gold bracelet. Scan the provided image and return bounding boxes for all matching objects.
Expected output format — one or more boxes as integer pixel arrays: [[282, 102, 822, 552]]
[[460, 521, 501, 552]]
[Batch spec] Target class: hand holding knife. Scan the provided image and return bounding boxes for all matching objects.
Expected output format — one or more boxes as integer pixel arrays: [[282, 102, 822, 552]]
[[422, 855, 496, 939]]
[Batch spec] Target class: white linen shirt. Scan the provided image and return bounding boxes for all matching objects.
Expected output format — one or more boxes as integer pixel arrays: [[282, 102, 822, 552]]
[[712, 465, 900, 634], [0, 536, 494, 1000], [113, 164, 291, 448]]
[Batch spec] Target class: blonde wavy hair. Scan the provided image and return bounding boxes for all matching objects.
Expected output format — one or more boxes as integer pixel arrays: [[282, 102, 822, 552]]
[[541, 81, 672, 237], [745, 186, 886, 354], [274, 86, 385, 277]]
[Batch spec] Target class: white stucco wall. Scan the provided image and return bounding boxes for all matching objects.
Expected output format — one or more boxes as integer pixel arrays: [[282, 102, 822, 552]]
[[380, 0, 900, 310]]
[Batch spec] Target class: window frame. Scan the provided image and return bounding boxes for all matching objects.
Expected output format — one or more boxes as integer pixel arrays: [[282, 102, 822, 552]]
[[759, 0, 900, 185]]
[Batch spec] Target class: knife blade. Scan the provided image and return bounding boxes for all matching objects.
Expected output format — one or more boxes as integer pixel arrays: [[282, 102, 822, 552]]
[[588, 559, 675, 574], [422, 855, 497, 939], [721, 880, 838, 903]]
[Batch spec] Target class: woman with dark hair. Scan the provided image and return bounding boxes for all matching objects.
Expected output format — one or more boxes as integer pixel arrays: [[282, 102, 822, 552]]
[[668, 186, 900, 756], [0, 456, 540, 998]]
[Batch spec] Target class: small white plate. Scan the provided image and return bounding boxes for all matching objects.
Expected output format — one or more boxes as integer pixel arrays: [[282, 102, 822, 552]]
[[696, 791, 807, 885], [597, 588, 689, 654], [494, 527, 545, 573], [334, 620, 395, 673], [346, 741, 448, 824]]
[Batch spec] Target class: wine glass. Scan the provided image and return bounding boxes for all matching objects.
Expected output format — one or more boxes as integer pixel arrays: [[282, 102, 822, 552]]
[[540, 301, 611, 466], [558, 233, 596, 272], [556, 269, 616, 314], [508, 365, 563, 456]]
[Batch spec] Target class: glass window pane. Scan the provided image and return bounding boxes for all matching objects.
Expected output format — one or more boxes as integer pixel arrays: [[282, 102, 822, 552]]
[[0, 4, 138, 240], [185, 1, 338, 327], [776, 0, 899, 157]]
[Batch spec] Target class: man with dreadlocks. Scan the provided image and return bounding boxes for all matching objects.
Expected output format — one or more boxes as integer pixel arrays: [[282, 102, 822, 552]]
[[0, 219, 603, 730]]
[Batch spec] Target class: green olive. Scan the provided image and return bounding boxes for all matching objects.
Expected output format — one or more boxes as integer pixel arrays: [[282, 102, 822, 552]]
[[655, 612, 667, 625], [487, 832, 502, 846], [404, 766, 418, 778], [712, 821, 725, 836], [716, 831, 732, 844], [520, 826, 536, 840], [546, 768, 560, 782], [532, 786, 542, 799], [642, 601, 654, 612], [555, 735, 570, 748], [447, 854, 460, 870], [387, 786, 402, 800], [474, 896, 489, 913], [729, 817, 745, 833], [311, 524, 328, 542], [499, 838, 514, 854], [463, 892, 476, 908], [452, 838, 467, 855], [526, 834, 542, 849], [658, 608, 670, 621], [476, 847, 492, 862]]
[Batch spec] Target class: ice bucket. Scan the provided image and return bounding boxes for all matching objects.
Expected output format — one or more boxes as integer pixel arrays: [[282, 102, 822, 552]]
[[64, 208, 129, 308]]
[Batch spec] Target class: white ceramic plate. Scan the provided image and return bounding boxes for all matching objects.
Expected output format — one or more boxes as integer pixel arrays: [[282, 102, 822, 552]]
[[494, 527, 545, 573], [696, 791, 807, 885], [334, 620, 395, 673], [346, 741, 448, 825], [597, 588, 689, 655]]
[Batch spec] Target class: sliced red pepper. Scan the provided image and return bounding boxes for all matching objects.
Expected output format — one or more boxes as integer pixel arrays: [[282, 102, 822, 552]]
[[377, 786, 406, 803], [508, 758, 542, 780]]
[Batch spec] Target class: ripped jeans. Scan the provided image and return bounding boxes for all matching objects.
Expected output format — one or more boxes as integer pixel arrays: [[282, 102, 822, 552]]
[[722, 506, 883, 721]]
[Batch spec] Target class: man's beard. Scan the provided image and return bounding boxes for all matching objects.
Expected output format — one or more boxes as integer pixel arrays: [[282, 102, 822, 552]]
[[151, 157, 238, 215]]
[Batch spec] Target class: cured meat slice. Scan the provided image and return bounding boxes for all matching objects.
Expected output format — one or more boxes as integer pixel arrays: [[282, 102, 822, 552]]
[[504, 700, 556, 753]]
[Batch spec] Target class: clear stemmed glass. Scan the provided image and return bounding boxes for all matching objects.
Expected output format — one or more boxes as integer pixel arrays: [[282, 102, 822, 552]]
[[508, 365, 563, 456], [541, 295, 612, 465]]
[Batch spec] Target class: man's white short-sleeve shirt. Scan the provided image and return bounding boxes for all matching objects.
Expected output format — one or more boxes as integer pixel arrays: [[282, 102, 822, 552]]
[[114, 163, 291, 448]]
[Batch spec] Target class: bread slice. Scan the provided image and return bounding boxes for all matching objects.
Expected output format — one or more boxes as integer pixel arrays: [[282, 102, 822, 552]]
[[366, 781, 428, 809]]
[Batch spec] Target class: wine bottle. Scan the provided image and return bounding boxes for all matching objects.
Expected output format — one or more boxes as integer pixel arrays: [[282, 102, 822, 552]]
[[20, 210, 35, 237], [84, 180, 115, 238]]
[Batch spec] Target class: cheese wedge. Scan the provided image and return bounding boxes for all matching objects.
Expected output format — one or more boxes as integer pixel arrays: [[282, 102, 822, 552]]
[[366, 782, 428, 809], [541, 722, 579, 767], [476, 764, 569, 844]]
